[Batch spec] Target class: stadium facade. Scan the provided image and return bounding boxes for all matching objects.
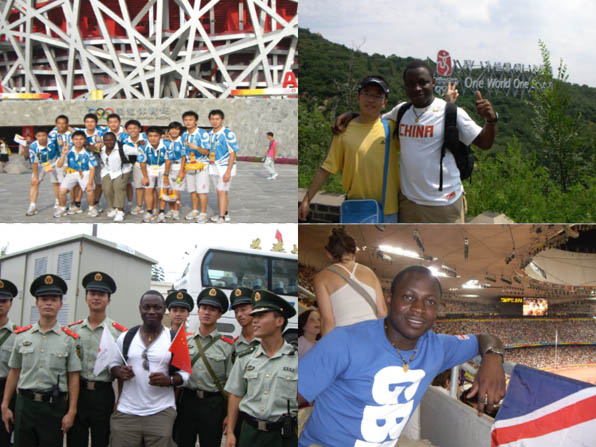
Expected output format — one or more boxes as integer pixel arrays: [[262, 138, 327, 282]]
[[0, 0, 298, 156], [0, 0, 297, 99]]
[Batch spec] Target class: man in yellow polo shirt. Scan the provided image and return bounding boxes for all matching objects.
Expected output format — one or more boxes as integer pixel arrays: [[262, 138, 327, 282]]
[[298, 75, 399, 223]]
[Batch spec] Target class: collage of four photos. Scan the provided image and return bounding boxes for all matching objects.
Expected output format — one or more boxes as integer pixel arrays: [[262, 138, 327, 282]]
[[0, 1, 595, 446]]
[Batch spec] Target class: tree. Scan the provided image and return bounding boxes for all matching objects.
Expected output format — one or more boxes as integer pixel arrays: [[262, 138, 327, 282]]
[[530, 40, 590, 192]]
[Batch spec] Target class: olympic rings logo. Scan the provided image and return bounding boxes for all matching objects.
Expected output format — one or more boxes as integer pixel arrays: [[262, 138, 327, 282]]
[[87, 107, 115, 120]]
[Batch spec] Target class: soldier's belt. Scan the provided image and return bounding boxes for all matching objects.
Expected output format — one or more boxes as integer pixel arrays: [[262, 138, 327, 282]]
[[19, 388, 66, 402], [242, 412, 296, 432], [80, 378, 112, 391], [183, 388, 221, 399]]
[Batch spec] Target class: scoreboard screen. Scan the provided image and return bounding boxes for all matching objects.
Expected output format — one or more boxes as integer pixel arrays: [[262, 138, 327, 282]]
[[498, 297, 522, 315], [523, 298, 548, 316]]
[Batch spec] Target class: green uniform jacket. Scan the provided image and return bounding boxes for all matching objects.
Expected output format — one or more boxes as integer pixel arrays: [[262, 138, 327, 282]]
[[225, 341, 297, 421], [232, 333, 260, 362], [8, 321, 81, 391], [0, 320, 17, 378], [186, 328, 233, 392], [68, 317, 126, 382]]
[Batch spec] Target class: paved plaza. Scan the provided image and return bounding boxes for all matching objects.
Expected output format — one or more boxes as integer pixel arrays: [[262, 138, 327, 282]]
[[0, 160, 297, 223]]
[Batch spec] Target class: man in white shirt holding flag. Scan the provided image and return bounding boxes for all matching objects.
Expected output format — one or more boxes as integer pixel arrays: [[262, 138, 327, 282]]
[[66, 271, 127, 447], [109, 290, 191, 447]]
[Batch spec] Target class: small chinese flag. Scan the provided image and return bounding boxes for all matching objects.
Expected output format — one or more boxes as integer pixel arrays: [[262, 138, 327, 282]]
[[275, 230, 283, 242], [169, 325, 192, 374]]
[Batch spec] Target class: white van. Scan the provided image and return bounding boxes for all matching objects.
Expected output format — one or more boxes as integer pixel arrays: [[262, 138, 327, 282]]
[[175, 245, 298, 343]]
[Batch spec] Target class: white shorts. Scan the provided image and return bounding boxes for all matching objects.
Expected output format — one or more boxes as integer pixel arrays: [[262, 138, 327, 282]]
[[55, 164, 66, 182], [186, 168, 210, 194], [210, 173, 232, 192], [167, 165, 185, 191], [142, 174, 164, 189], [60, 171, 94, 191], [33, 163, 60, 184], [132, 164, 144, 188]]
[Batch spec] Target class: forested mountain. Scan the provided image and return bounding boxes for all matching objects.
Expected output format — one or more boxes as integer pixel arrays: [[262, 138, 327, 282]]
[[298, 28, 596, 222]]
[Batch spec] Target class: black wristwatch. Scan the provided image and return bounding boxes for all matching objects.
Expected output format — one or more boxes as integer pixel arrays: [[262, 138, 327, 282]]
[[486, 112, 499, 124]]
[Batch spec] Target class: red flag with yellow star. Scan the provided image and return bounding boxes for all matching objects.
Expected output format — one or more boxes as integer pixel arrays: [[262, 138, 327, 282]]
[[169, 325, 192, 374]]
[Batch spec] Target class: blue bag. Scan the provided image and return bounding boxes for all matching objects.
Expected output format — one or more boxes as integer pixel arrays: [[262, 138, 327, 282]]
[[340, 120, 391, 223]]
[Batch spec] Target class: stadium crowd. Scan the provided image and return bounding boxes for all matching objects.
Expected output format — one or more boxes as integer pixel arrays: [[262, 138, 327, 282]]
[[434, 318, 596, 345], [505, 345, 596, 369]]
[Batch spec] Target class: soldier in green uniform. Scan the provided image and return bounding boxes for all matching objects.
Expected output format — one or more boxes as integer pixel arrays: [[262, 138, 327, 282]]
[[165, 289, 194, 334], [67, 271, 127, 447], [230, 286, 260, 440], [165, 288, 194, 445], [230, 287, 260, 361], [1, 274, 82, 447], [0, 279, 18, 445], [177, 287, 233, 447], [225, 289, 298, 447]]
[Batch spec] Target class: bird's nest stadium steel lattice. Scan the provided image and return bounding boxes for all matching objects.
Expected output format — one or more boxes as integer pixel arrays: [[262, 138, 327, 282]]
[[0, 0, 297, 99]]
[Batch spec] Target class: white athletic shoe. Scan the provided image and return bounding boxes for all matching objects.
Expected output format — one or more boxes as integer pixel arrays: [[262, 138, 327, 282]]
[[157, 212, 166, 223], [107, 208, 117, 218], [88, 207, 99, 217], [165, 210, 174, 219], [25, 204, 38, 216], [53, 207, 66, 218], [54, 199, 60, 209], [196, 213, 208, 224], [142, 212, 152, 223], [113, 210, 125, 222], [185, 210, 199, 220], [172, 210, 181, 221], [67, 205, 83, 215], [271, 173, 279, 180], [216, 216, 225, 224], [211, 212, 230, 222], [130, 206, 143, 215]]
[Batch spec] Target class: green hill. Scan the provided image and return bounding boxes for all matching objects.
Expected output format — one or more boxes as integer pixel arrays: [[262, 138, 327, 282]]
[[298, 28, 596, 222]]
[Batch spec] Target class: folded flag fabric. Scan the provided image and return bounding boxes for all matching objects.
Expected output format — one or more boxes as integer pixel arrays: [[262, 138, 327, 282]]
[[93, 325, 120, 376], [491, 364, 596, 446], [169, 324, 192, 374]]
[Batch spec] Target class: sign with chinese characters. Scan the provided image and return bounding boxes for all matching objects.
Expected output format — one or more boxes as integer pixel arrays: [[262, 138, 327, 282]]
[[434, 50, 551, 99]]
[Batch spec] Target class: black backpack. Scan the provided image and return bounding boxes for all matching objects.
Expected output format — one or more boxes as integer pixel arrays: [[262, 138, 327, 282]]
[[117, 141, 136, 165], [122, 326, 179, 375], [395, 102, 475, 191]]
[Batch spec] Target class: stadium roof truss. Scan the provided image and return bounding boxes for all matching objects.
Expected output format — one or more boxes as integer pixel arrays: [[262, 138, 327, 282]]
[[0, 0, 298, 99]]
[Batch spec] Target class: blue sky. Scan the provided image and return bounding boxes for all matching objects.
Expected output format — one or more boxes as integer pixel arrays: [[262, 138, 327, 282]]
[[300, 0, 596, 87]]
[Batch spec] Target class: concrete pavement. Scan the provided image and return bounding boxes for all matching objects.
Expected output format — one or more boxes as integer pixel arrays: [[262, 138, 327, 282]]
[[0, 160, 297, 223]]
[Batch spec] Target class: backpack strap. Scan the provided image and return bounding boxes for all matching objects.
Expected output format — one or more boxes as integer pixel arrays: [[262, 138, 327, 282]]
[[380, 119, 390, 221], [393, 102, 413, 139], [122, 325, 140, 361], [440, 102, 459, 191], [117, 141, 130, 165]]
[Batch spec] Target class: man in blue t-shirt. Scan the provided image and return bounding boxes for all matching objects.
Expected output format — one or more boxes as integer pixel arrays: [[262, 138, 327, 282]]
[[299, 265, 506, 447]]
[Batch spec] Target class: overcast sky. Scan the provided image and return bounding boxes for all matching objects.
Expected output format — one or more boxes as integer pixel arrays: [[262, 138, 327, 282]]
[[300, 0, 596, 87], [0, 224, 297, 283]]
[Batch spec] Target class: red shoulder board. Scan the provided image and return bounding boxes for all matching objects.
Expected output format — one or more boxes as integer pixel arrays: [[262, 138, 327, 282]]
[[112, 322, 128, 332], [221, 336, 234, 345], [61, 326, 80, 339], [68, 319, 83, 327], [233, 336, 239, 342], [14, 325, 32, 334]]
